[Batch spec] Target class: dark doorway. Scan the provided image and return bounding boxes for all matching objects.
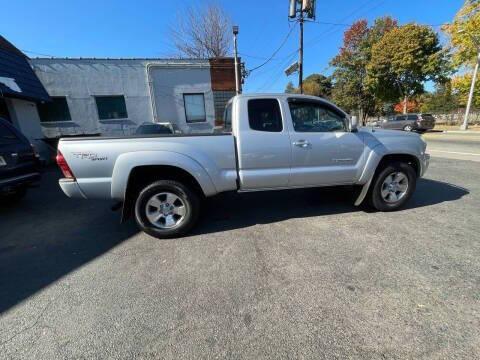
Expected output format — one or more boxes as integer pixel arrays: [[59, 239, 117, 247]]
[[0, 97, 11, 122]]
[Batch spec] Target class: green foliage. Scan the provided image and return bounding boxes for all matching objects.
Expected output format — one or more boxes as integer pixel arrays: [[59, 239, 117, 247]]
[[330, 17, 398, 119], [443, 0, 480, 68], [419, 82, 460, 113], [452, 73, 480, 108], [285, 81, 296, 94], [366, 24, 451, 103], [284, 74, 332, 98]]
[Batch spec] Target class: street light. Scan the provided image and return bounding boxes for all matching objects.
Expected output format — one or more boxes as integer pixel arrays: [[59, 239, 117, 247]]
[[458, 29, 480, 131], [233, 26, 241, 95]]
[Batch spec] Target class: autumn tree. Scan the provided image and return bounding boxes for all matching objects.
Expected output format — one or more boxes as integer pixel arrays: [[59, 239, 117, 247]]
[[419, 81, 460, 113], [452, 73, 480, 108], [443, 0, 480, 68], [170, 3, 231, 59], [367, 24, 451, 114], [330, 17, 397, 122]]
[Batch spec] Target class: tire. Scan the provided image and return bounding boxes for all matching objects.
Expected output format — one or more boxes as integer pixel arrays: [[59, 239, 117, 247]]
[[403, 125, 413, 132], [134, 180, 200, 239], [369, 162, 416, 211]]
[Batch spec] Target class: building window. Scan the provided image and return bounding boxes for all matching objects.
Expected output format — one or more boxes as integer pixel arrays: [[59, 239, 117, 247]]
[[95, 96, 128, 120], [38, 97, 72, 122], [184, 94, 206, 123], [248, 99, 283, 132]]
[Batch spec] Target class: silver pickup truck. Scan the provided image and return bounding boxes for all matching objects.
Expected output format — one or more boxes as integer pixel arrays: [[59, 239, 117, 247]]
[[57, 94, 429, 238]]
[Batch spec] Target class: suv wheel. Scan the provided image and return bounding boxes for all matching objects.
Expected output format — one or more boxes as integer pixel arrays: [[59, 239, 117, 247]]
[[134, 180, 200, 239], [403, 125, 413, 131], [369, 162, 416, 211]]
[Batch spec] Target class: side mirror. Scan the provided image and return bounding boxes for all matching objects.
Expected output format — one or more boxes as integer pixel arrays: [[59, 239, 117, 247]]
[[350, 116, 358, 132]]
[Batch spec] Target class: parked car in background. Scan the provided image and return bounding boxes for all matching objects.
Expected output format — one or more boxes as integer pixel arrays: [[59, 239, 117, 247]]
[[56, 94, 429, 239], [135, 122, 175, 135], [0, 117, 41, 203], [378, 114, 436, 132]]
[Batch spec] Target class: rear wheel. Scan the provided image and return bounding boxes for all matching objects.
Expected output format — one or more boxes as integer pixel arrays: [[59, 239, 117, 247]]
[[369, 162, 416, 211], [403, 125, 413, 131], [134, 180, 200, 239]]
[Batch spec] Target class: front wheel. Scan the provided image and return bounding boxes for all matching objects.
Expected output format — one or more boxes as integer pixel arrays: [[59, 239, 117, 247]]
[[134, 180, 200, 239], [369, 162, 416, 211]]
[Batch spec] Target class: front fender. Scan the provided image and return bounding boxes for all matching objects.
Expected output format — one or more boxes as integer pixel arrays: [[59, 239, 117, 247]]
[[111, 151, 217, 200]]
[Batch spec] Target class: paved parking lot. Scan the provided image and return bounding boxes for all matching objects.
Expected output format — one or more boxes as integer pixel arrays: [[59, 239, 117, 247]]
[[1, 135, 479, 359]]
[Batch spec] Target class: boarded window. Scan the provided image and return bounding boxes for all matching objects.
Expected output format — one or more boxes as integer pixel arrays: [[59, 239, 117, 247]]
[[95, 96, 128, 120], [38, 97, 72, 122]]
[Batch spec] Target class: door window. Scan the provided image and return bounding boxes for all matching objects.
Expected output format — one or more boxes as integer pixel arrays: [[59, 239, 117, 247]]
[[395, 115, 407, 121], [288, 101, 346, 132], [407, 115, 418, 121], [248, 99, 283, 132]]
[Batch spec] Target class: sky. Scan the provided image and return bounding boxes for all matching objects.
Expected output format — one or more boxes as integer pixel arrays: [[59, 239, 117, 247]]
[[1, 0, 464, 93]]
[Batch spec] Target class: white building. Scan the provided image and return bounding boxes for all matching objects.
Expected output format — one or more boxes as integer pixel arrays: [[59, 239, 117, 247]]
[[30, 57, 237, 138]]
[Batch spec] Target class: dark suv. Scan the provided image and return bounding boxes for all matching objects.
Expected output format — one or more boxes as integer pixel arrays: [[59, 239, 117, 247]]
[[379, 114, 436, 132], [0, 117, 41, 203]]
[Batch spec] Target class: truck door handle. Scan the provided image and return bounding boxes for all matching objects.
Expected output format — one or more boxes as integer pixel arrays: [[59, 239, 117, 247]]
[[293, 140, 311, 148]]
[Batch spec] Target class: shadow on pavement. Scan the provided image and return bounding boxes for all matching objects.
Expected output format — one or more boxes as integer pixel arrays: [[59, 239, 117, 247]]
[[0, 171, 468, 313], [0, 168, 138, 314], [193, 178, 469, 236]]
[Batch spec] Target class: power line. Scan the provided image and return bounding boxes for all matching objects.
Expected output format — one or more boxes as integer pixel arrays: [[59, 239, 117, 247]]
[[248, 21, 298, 73]]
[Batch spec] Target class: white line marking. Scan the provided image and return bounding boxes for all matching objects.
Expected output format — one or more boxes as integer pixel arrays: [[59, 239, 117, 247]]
[[428, 149, 480, 156]]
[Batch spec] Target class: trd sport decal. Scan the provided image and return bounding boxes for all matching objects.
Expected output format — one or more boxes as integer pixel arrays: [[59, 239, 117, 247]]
[[72, 152, 108, 161]]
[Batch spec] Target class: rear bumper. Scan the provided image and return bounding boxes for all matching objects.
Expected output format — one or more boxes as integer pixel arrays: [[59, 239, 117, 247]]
[[59, 179, 87, 199], [0, 172, 41, 192]]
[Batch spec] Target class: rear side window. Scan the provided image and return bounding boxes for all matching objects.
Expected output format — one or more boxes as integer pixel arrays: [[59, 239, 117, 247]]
[[407, 115, 418, 121], [224, 102, 232, 131], [396, 116, 407, 121], [248, 99, 283, 132], [0, 123, 19, 144]]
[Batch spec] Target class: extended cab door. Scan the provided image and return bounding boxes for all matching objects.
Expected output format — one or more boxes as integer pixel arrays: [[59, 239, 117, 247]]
[[235, 97, 292, 189], [286, 98, 365, 187]]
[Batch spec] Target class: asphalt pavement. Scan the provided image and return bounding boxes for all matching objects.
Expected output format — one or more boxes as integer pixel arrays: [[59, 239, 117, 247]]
[[0, 134, 479, 359], [423, 131, 480, 162]]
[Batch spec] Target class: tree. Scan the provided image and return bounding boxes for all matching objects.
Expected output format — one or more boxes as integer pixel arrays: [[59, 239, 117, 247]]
[[284, 74, 332, 98], [170, 3, 231, 59], [367, 24, 451, 114], [443, 0, 480, 68], [330, 17, 398, 122], [285, 81, 296, 94], [452, 73, 480, 108], [419, 81, 460, 113]]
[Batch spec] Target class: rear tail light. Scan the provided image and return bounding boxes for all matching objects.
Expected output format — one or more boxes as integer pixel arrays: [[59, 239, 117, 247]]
[[56, 151, 75, 179]]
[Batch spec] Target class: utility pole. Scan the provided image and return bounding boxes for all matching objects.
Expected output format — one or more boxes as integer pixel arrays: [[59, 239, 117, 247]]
[[288, 0, 315, 93], [461, 49, 479, 130], [233, 25, 241, 95], [299, 11, 304, 94]]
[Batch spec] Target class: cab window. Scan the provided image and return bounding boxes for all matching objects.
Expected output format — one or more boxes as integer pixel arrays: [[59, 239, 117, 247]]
[[288, 100, 346, 132], [248, 99, 283, 132]]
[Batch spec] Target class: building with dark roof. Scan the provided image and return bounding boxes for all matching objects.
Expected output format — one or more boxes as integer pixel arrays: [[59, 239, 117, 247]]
[[0, 35, 51, 160]]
